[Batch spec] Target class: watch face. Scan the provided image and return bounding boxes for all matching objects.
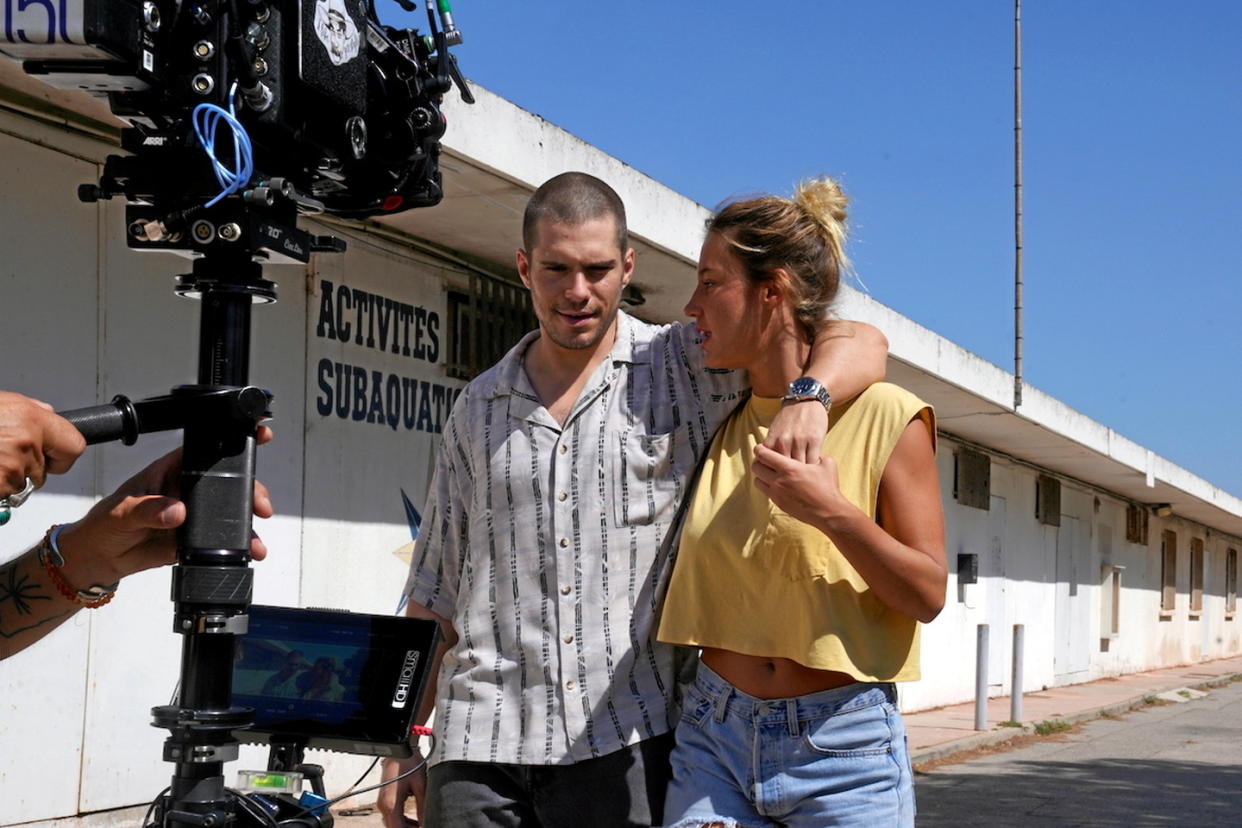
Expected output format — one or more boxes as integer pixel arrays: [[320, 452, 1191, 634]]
[[790, 377, 820, 396]]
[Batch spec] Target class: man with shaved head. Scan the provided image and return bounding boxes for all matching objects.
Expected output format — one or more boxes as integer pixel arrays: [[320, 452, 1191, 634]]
[[380, 172, 889, 827]]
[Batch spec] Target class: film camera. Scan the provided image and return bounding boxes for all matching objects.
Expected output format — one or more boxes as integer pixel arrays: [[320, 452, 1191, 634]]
[[3, 2, 469, 823], [2, 0, 473, 262]]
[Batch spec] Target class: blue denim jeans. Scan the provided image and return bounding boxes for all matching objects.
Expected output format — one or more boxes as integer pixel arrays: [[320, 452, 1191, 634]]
[[663, 662, 914, 828]]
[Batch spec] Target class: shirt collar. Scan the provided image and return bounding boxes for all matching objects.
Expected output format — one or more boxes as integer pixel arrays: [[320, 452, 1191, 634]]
[[484, 309, 646, 401]]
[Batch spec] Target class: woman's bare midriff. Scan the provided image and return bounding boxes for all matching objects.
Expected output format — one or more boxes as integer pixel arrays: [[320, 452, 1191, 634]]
[[701, 647, 856, 699]]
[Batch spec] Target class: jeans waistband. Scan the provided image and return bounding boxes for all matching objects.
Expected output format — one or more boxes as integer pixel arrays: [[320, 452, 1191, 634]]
[[692, 660, 896, 729]]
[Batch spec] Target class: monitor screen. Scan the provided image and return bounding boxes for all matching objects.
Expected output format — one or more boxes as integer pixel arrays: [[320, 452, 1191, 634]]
[[232, 605, 440, 757]]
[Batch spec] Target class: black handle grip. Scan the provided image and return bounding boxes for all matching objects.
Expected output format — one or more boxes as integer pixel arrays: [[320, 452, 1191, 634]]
[[58, 396, 139, 446]]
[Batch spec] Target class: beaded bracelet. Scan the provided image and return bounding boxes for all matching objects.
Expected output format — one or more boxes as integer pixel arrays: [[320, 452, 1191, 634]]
[[36, 525, 120, 608]]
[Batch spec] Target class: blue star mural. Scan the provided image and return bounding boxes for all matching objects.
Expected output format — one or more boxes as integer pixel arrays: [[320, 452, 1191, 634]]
[[401, 488, 421, 541]]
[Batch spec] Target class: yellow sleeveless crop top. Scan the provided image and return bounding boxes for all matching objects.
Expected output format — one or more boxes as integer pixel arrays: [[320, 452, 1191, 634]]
[[656, 382, 934, 682]]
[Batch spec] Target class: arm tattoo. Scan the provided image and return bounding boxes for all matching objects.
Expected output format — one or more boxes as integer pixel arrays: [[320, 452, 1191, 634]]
[[0, 560, 66, 643], [0, 561, 53, 614], [0, 610, 73, 641]]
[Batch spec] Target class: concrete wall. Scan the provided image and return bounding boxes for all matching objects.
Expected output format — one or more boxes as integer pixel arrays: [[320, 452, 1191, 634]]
[[907, 436, 1242, 712]]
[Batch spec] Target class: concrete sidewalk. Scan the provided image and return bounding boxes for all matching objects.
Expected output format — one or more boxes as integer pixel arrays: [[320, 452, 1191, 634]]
[[904, 654, 1242, 764]]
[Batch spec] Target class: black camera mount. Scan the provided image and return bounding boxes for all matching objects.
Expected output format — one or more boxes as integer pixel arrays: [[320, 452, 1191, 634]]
[[62, 245, 295, 827]]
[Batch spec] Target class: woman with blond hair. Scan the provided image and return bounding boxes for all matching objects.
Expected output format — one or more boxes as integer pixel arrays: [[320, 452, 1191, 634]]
[[657, 178, 947, 827]]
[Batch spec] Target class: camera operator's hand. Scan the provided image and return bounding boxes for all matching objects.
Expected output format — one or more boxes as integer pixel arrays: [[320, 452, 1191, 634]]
[[0, 426, 274, 661], [377, 752, 427, 828], [55, 427, 275, 586], [0, 391, 87, 497]]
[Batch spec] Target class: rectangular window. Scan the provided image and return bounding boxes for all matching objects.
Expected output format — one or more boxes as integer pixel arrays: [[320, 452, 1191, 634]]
[[1125, 503, 1149, 545], [1227, 548, 1237, 617], [1036, 475, 1061, 526], [446, 274, 538, 380], [1161, 530, 1177, 613], [953, 448, 991, 510], [1189, 538, 1204, 616]]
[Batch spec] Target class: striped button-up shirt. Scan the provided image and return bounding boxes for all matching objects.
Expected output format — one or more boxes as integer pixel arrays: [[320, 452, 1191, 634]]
[[404, 311, 746, 765]]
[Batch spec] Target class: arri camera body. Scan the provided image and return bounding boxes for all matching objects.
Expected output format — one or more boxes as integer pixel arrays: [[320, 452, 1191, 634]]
[[3, 0, 472, 263], [3, 2, 468, 824]]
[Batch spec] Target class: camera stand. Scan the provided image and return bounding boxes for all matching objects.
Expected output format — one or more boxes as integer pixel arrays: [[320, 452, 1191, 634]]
[[61, 247, 324, 828], [40, 3, 468, 820], [149, 252, 271, 828]]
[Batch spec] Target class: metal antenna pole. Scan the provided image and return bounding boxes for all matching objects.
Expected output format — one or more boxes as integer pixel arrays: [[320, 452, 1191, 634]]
[[1014, 0, 1024, 410]]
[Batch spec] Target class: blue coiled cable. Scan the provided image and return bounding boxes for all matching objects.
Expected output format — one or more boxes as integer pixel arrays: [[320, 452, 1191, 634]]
[[192, 85, 254, 207]]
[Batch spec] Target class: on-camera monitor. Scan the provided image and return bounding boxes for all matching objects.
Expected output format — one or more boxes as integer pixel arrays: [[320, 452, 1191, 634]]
[[232, 605, 440, 757]]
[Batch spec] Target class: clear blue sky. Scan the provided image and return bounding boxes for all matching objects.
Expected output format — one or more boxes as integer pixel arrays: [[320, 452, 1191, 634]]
[[387, 1, 1241, 496]]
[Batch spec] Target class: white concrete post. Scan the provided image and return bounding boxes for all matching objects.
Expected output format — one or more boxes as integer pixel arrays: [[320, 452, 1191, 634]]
[[975, 624, 989, 731], [1011, 623, 1025, 723]]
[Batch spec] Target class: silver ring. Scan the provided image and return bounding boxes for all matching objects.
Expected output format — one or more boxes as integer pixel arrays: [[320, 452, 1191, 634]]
[[1, 476, 36, 510]]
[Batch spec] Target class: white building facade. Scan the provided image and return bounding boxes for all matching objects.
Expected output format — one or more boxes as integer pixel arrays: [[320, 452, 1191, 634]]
[[0, 61, 1238, 824]]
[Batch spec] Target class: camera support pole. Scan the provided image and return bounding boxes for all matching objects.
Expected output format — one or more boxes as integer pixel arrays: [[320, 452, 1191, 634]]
[[64, 250, 278, 827], [61, 250, 342, 826], [151, 253, 275, 828]]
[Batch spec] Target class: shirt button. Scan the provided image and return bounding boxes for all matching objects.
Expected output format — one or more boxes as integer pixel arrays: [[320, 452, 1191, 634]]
[[557, 491, 568, 502], [563, 634, 574, 644], [565, 679, 576, 690], [559, 444, 568, 455], [560, 585, 572, 595], [559, 537, 569, 548]]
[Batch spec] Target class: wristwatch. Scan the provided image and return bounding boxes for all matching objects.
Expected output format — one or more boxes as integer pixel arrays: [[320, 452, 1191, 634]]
[[782, 376, 832, 413]]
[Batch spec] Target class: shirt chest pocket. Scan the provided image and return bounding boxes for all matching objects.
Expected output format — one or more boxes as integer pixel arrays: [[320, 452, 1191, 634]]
[[756, 510, 834, 580], [610, 423, 694, 527]]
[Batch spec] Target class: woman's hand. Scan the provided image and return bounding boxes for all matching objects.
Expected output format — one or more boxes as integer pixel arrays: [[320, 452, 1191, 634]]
[[755, 420, 947, 623], [752, 442, 851, 529]]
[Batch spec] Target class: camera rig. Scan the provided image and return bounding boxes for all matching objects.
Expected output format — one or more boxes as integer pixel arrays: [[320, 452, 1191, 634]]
[[8, 0, 473, 231], [4, 1, 470, 824]]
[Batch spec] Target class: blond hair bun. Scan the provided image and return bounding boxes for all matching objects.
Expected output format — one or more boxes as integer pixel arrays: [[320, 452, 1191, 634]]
[[793, 176, 849, 229], [792, 177, 851, 278]]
